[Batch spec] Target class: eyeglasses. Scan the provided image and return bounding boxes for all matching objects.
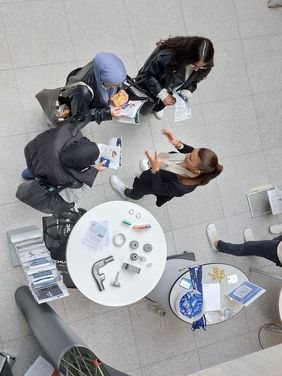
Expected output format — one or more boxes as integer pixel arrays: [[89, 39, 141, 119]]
[[190, 64, 208, 70]]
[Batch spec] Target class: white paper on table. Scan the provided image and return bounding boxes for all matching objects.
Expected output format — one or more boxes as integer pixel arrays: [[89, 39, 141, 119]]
[[203, 283, 221, 312], [82, 220, 109, 252], [173, 93, 192, 122], [267, 188, 282, 215]]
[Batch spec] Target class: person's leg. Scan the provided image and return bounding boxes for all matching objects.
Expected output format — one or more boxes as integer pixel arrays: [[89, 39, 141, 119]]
[[22, 168, 34, 180], [153, 101, 165, 112], [124, 188, 144, 201], [217, 239, 280, 265]]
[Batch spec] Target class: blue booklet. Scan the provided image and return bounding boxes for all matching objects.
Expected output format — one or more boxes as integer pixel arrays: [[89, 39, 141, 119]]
[[226, 281, 265, 306]]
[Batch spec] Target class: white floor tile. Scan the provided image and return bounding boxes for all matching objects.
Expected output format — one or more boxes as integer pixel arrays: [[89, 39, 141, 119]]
[[1, 0, 76, 67]]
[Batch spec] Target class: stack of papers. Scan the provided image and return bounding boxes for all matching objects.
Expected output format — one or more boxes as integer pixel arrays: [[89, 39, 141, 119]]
[[82, 220, 110, 252], [15, 238, 69, 304], [203, 283, 221, 312], [267, 188, 282, 215]]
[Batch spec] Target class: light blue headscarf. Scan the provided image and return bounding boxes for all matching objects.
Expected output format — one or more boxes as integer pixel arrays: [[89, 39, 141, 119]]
[[93, 52, 127, 104]]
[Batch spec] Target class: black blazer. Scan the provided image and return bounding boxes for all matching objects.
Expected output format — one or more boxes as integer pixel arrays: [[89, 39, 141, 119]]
[[136, 47, 212, 101], [133, 144, 198, 207]]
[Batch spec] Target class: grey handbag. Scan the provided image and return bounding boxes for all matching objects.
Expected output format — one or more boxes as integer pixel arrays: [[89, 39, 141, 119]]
[[35, 81, 93, 133], [16, 179, 73, 215]]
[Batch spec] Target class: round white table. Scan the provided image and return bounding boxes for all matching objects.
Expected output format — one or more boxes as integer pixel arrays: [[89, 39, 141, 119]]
[[66, 201, 167, 306], [169, 263, 249, 325]]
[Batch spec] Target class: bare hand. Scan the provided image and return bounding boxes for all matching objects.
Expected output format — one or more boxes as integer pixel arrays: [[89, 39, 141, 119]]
[[162, 128, 179, 147], [145, 150, 161, 172], [110, 107, 122, 119], [162, 95, 176, 106], [93, 160, 107, 172]]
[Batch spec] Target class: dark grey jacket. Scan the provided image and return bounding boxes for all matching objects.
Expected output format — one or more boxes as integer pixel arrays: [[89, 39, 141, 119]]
[[132, 144, 198, 207], [136, 47, 212, 100], [24, 124, 98, 187]]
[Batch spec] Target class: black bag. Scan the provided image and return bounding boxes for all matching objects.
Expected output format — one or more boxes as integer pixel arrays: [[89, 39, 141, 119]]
[[42, 209, 86, 288], [123, 76, 156, 115], [16, 179, 73, 215]]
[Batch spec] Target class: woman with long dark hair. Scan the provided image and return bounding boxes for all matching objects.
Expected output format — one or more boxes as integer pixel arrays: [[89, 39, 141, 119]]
[[110, 128, 222, 207], [136, 36, 214, 119]]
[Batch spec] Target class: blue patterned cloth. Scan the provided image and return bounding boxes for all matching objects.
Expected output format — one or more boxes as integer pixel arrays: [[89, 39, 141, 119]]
[[179, 266, 207, 331]]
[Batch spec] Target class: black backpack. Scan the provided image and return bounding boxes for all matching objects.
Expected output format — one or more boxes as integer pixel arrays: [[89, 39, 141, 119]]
[[42, 209, 86, 287]]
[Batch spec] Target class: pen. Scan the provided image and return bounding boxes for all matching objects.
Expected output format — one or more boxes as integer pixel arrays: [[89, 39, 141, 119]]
[[132, 224, 151, 230]]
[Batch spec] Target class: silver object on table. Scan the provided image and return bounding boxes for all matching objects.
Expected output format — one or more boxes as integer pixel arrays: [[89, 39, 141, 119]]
[[143, 243, 153, 252], [129, 240, 139, 249], [123, 263, 141, 274], [113, 233, 126, 247], [130, 253, 138, 261], [92, 256, 114, 291], [111, 272, 121, 288]]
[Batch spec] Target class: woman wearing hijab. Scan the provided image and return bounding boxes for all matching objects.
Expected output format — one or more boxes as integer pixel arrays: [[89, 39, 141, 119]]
[[135, 36, 214, 119], [65, 52, 127, 124], [21, 123, 106, 205], [110, 128, 223, 207]]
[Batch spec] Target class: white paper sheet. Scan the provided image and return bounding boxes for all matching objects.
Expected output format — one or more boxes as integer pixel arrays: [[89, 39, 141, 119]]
[[203, 283, 221, 312], [173, 93, 192, 122], [267, 188, 282, 215]]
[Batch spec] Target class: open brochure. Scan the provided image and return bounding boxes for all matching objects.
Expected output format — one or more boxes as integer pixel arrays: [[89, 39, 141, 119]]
[[117, 100, 146, 124], [226, 280, 265, 306], [98, 137, 122, 170], [173, 93, 192, 122]]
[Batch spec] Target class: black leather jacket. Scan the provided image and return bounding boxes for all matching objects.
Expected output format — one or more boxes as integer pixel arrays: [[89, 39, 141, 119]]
[[136, 47, 213, 100], [66, 61, 112, 124]]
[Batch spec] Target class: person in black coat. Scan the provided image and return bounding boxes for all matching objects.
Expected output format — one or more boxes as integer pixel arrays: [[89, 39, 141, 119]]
[[135, 36, 214, 119], [110, 129, 223, 207], [22, 123, 106, 204], [65, 52, 127, 124]]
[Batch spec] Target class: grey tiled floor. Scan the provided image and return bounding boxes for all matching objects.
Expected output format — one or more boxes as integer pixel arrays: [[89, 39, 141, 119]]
[[0, 0, 282, 375]]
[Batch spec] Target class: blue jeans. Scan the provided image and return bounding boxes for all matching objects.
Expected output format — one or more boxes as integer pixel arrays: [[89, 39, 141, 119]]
[[217, 235, 282, 267], [22, 168, 34, 180]]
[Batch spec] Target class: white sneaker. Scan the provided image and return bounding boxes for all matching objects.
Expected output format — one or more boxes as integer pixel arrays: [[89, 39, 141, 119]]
[[140, 159, 150, 172], [109, 175, 128, 199], [269, 224, 282, 235], [154, 109, 164, 120], [206, 224, 219, 251], [243, 228, 254, 242]]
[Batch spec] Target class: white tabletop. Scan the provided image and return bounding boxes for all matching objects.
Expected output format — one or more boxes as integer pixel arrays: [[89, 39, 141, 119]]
[[169, 263, 248, 325], [279, 288, 282, 322], [66, 201, 167, 306]]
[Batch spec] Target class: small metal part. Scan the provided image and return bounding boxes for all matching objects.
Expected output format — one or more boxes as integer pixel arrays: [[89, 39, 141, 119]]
[[111, 272, 121, 288], [129, 209, 134, 215], [129, 240, 139, 249], [123, 263, 141, 274], [143, 243, 153, 252], [139, 255, 147, 262], [92, 256, 114, 291], [113, 233, 126, 247], [130, 252, 138, 261], [146, 262, 153, 267], [135, 212, 141, 219]]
